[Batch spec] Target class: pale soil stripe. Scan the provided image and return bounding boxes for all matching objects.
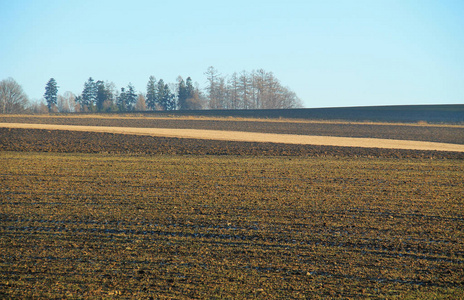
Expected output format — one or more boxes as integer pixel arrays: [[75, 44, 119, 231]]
[[1, 123, 464, 153]]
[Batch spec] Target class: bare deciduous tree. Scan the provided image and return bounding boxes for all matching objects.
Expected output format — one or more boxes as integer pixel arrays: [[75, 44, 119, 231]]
[[205, 66, 222, 109], [57, 91, 76, 113], [0, 77, 29, 113], [135, 93, 147, 111], [28, 99, 49, 114], [203, 68, 302, 110]]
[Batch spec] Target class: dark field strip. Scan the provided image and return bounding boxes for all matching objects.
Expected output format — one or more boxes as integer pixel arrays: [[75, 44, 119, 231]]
[[1, 116, 464, 144], [1, 128, 464, 159], [1, 152, 463, 299], [139, 105, 464, 123]]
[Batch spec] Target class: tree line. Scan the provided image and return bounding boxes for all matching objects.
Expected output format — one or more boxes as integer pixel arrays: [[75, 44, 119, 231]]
[[0, 67, 302, 114]]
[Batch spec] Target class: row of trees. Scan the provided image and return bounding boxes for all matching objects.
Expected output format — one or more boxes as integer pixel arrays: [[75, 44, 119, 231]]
[[1, 67, 302, 114], [44, 76, 197, 113], [205, 67, 302, 109]]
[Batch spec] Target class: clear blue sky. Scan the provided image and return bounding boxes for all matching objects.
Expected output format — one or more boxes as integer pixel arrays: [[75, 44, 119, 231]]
[[1, 0, 463, 108]]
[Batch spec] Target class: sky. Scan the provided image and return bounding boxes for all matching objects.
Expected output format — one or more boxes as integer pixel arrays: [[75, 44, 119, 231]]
[[1, 0, 463, 108]]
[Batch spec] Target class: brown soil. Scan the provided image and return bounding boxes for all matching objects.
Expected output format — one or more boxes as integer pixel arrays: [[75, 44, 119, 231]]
[[1, 127, 463, 159], [1, 123, 463, 153], [1, 115, 463, 144]]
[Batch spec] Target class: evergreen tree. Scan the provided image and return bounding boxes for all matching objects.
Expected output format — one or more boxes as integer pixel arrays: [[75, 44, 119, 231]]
[[163, 84, 176, 111], [117, 87, 127, 111], [116, 84, 137, 111], [156, 79, 165, 110], [81, 77, 97, 109], [44, 78, 58, 112], [74, 95, 83, 111], [187, 82, 204, 110], [186, 77, 194, 99], [157, 79, 175, 111], [146, 76, 157, 110], [96, 80, 110, 111], [126, 83, 137, 111], [177, 77, 188, 110], [185, 77, 195, 110]]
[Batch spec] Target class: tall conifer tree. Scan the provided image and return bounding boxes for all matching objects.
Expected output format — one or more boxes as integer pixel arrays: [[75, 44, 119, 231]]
[[44, 78, 58, 112], [96, 80, 110, 111], [157, 79, 175, 111], [81, 77, 97, 109], [126, 83, 137, 111], [177, 77, 188, 110], [146, 76, 157, 110], [117, 87, 127, 111]]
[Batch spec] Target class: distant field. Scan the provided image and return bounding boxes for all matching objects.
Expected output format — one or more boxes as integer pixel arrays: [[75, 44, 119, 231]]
[[2, 126, 464, 159], [1, 127, 464, 159], [1, 113, 464, 158], [61, 104, 464, 123], [1, 114, 464, 145], [1, 152, 463, 299]]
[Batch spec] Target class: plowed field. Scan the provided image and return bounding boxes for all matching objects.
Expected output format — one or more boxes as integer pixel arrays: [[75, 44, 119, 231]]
[[1, 153, 463, 299], [1, 127, 464, 159], [1, 115, 463, 299], [2, 123, 464, 153]]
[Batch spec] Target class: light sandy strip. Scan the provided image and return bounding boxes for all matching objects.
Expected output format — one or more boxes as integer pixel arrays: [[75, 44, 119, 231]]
[[1, 123, 464, 152]]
